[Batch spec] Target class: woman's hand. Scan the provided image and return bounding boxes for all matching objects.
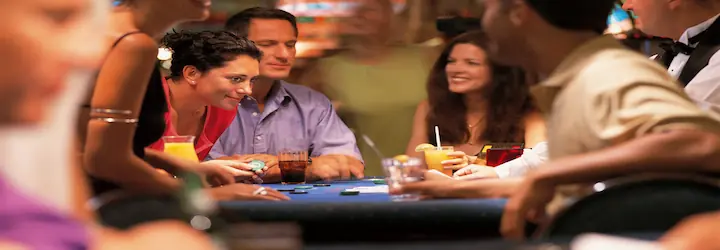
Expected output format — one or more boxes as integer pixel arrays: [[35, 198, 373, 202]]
[[190, 162, 236, 187], [453, 164, 500, 180], [202, 160, 265, 184], [441, 151, 473, 171], [208, 184, 290, 201]]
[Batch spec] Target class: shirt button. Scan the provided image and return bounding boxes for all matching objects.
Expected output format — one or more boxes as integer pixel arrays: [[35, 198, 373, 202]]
[[256, 136, 262, 140], [252, 112, 258, 117]]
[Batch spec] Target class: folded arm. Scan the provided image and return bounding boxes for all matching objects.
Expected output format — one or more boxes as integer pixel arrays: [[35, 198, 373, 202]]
[[533, 130, 720, 186]]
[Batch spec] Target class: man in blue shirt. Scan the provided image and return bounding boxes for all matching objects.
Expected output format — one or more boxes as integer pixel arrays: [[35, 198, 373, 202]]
[[210, 7, 364, 182]]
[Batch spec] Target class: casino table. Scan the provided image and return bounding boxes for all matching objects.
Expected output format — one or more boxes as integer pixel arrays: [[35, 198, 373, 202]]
[[219, 179, 507, 243]]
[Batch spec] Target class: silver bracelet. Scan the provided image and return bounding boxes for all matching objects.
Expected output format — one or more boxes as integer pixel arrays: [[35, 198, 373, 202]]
[[91, 117, 139, 124], [90, 108, 133, 115]]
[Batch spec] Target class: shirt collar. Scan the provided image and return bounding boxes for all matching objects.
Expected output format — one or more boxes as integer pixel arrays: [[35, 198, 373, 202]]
[[268, 80, 293, 106], [240, 80, 292, 107], [531, 35, 624, 113], [679, 14, 720, 46]]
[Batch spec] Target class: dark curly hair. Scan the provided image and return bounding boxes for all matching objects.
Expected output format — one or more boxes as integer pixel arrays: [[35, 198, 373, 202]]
[[161, 30, 262, 79], [426, 31, 534, 145]]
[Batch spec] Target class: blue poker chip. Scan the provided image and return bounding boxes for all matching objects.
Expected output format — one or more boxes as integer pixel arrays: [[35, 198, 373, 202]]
[[249, 160, 265, 171]]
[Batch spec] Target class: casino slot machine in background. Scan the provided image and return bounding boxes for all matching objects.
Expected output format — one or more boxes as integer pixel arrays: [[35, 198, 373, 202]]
[[275, 0, 407, 58], [606, 1, 671, 56]]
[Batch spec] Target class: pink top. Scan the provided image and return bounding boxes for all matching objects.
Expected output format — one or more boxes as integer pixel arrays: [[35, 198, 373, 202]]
[[148, 78, 237, 160]]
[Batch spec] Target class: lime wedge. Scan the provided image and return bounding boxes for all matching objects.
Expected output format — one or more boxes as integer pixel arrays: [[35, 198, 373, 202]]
[[414, 143, 435, 152], [393, 154, 410, 163]]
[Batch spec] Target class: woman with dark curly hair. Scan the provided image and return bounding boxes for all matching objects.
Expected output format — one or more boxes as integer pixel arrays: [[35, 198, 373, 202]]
[[146, 30, 272, 184], [405, 30, 546, 173]]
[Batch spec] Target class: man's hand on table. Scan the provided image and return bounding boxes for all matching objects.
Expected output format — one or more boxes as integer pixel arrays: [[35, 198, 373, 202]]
[[660, 211, 720, 250], [500, 171, 554, 240], [307, 154, 364, 181], [388, 178, 467, 199], [208, 183, 289, 201], [389, 177, 518, 200]]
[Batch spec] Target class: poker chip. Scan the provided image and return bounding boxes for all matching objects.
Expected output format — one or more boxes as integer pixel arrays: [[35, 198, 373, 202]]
[[277, 188, 295, 192], [290, 190, 308, 194], [295, 185, 313, 189], [249, 160, 265, 171], [372, 179, 386, 185], [313, 184, 331, 187], [340, 190, 360, 196]]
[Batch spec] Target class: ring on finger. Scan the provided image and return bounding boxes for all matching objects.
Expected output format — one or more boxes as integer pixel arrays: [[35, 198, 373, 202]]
[[252, 187, 268, 196]]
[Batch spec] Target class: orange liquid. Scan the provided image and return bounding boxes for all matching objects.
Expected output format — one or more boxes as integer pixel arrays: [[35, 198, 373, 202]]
[[164, 142, 199, 163], [424, 149, 453, 176]]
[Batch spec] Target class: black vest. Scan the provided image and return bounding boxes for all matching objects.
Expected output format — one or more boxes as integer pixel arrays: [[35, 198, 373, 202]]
[[655, 17, 720, 86]]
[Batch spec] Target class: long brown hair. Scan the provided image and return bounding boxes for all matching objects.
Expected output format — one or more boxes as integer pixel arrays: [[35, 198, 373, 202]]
[[426, 31, 534, 145]]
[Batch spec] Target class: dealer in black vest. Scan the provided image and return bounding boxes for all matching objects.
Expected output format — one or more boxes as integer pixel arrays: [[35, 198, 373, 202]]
[[624, 0, 720, 114]]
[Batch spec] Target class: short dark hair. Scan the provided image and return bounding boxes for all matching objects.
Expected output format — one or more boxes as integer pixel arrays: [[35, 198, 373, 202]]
[[225, 7, 298, 38], [161, 30, 262, 79], [522, 0, 616, 33]]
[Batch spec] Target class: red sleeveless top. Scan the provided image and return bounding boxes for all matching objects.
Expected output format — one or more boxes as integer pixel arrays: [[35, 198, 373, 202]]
[[148, 78, 237, 160]]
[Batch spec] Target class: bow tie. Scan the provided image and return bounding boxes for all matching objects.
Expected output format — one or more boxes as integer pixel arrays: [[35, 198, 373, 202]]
[[660, 30, 707, 56], [659, 41, 694, 55]]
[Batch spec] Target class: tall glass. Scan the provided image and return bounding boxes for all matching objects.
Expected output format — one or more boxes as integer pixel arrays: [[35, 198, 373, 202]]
[[423, 146, 454, 176], [163, 135, 199, 163], [278, 150, 308, 184], [382, 157, 424, 201]]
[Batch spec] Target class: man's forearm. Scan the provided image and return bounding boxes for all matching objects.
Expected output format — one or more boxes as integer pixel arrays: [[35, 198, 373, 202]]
[[460, 178, 523, 198], [535, 130, 720, 186]]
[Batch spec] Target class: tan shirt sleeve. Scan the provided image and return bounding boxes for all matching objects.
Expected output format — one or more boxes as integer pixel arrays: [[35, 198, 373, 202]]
[[582, 58, 720, 145]]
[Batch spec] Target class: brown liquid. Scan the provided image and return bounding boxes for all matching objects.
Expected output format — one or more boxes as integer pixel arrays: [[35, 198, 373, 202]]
[[279, 160, 307, 184]]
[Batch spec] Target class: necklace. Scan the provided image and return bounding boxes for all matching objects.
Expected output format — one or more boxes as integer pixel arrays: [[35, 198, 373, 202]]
[[467, 116, 485, 128], [467, 116, 485, 145]]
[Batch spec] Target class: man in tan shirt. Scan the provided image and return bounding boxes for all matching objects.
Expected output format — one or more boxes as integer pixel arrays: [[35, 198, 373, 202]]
[[392, 0, 720, 239]]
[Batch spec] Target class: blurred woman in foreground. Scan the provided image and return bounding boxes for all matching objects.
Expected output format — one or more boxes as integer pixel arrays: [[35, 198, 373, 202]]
[[0, 0, 212, 249]]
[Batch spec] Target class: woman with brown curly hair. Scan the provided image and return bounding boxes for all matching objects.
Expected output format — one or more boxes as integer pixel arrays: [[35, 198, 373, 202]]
[[405, 30, 546, 171]]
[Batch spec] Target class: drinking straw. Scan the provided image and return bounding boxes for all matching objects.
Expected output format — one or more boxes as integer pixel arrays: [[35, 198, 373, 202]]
[[361, 134, 385, 159], [434, 126, 442, 149]]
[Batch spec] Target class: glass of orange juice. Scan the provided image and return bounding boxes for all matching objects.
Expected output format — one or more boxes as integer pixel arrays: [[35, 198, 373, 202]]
[[163, 135, 199, 163], [423, 146, 454, 176]]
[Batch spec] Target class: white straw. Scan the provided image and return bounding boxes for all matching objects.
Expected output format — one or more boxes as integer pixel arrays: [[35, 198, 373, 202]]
[[434, 126, 442, 149]]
